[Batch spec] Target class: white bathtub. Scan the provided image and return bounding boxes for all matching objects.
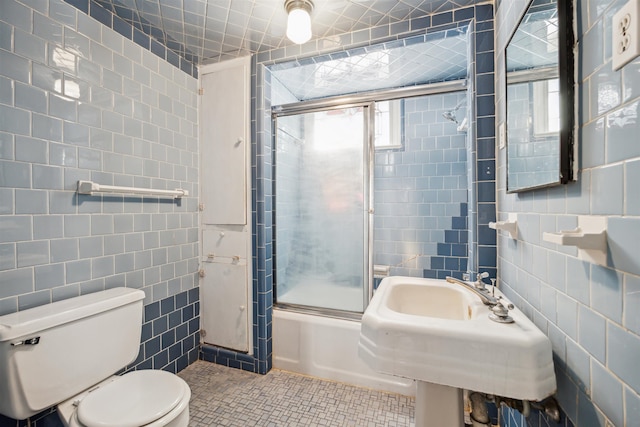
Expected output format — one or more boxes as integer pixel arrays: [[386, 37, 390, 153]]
[[273, 308, 416, 397]]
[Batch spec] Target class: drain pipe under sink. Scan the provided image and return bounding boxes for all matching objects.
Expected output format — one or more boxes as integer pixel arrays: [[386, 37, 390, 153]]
[[466, 391, 560, 425], [469, 392, 490, 426]]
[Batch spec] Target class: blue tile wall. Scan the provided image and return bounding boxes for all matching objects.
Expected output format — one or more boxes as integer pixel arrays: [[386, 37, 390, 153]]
[[373, 93, 471, 281], [465, 8, 497, 283], [132, 287, 200, 373], [210, 5, 495, 376], [496, 0, 640, 425], [0, 0, 199, 424]]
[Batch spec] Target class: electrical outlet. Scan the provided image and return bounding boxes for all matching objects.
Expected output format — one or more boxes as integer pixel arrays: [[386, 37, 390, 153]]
[[612, 0, 640, 71]]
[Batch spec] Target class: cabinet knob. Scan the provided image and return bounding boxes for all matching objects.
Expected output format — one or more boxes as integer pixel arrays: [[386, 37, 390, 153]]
[[220, 231, 225, 237], [232, 255, 240, 262], [235, 137, 243, 146], [239, 305, 245, 311]]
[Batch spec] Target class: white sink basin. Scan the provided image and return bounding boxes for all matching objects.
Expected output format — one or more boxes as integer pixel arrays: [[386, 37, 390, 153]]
[[359, 276, 556, 401]]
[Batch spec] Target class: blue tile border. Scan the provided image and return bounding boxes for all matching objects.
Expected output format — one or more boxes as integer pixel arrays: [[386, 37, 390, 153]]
[[62, 0, 198, 79]]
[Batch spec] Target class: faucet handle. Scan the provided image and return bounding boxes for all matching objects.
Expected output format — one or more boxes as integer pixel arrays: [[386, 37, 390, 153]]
[[474, 272, 489, 290], [489, 297, 515, 324]]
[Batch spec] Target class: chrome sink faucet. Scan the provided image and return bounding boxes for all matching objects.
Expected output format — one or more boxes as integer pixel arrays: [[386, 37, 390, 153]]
[[445, 275, 498, 306], [474, 272, 489, 289]]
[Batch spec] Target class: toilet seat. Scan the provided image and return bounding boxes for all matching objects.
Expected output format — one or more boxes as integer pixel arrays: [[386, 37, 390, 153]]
[[76, 370, 187, 427]]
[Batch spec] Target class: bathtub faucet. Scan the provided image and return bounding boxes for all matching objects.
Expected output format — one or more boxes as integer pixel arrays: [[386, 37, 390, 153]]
[[445, 276, 498, 306]]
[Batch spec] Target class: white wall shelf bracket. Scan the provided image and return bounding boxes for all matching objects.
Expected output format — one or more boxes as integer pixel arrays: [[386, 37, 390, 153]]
[[77, 180, 188, 199], [489, 213, 518, 239], [542, 216, 608, 265]]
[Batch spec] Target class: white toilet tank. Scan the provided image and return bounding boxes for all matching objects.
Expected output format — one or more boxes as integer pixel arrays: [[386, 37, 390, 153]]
[[0, 288, 145, 420]]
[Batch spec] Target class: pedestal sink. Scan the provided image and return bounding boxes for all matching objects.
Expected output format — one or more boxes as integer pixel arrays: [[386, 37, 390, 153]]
[[358, 276, 556, 427]]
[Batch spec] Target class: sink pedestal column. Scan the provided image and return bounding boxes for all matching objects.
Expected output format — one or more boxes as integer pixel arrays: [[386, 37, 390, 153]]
[[416, 381, 464, 427]]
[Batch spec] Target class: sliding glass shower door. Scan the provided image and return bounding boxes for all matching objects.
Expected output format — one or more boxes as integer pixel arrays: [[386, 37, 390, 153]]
[[275, 105, 370, 313]]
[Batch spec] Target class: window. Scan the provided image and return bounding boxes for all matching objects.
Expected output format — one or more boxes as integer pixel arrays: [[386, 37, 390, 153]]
[[374, 99, 403, 150], [533, 78, 560, 136]]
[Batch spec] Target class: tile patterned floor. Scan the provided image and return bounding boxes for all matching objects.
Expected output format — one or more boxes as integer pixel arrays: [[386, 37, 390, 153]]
[[178, 360, 415, 427]]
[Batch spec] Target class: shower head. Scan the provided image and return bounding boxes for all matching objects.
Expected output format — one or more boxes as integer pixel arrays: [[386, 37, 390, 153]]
[[442, 99, 466, 124], [442, 110, 458, 124]]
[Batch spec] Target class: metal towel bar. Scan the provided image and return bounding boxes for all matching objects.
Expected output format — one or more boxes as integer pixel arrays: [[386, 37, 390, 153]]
[[77, 180, 189, 198]]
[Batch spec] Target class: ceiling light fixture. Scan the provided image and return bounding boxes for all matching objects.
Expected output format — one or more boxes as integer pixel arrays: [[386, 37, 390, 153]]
[[285, 0, 314, 44]]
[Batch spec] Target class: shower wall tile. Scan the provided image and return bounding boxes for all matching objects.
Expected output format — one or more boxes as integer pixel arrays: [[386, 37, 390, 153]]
[[374, 92, 469, 280]]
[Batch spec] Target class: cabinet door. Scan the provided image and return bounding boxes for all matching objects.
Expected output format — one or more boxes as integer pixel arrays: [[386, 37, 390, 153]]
[[201, 262, 249, 352], [200, 63, 248, 225], [202, 229, 246, 260]]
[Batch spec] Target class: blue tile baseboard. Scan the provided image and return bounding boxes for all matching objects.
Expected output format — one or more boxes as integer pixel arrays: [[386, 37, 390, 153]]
[[200, 344, 258, 373]]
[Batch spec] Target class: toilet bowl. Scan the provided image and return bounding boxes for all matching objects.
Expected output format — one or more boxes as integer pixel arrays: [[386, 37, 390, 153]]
[[57, 371, 191, 427]]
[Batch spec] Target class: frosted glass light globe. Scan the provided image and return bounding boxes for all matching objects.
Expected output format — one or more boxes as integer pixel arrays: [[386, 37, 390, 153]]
[[286, 7, 312, 44]]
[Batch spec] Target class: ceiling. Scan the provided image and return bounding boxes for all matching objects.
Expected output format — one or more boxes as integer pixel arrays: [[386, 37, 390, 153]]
[[94, 0, 484, 64], [271, 25, 469, 101]]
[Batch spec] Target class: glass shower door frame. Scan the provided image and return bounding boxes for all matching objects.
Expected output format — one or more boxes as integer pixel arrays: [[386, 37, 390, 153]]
[[273, 101, 375, 317], [272, 79, 468, 318]]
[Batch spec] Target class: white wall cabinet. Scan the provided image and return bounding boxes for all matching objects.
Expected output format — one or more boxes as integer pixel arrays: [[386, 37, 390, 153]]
[[200, 60, 248, 225], [199, 57, 252, 354]]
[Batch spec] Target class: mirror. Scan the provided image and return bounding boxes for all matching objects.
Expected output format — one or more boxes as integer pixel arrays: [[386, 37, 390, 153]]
[[505, 0, 575, 192]]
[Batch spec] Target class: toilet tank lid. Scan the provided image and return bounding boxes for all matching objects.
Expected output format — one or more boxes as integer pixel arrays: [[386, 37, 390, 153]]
[[0, 288, 145, 342]]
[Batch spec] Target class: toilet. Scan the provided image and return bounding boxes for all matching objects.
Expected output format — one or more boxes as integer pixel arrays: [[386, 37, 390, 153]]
[[0, 288, 191, 426]]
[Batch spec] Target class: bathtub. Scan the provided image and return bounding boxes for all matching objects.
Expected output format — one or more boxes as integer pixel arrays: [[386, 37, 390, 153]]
[[273, 308, 416, 397]]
